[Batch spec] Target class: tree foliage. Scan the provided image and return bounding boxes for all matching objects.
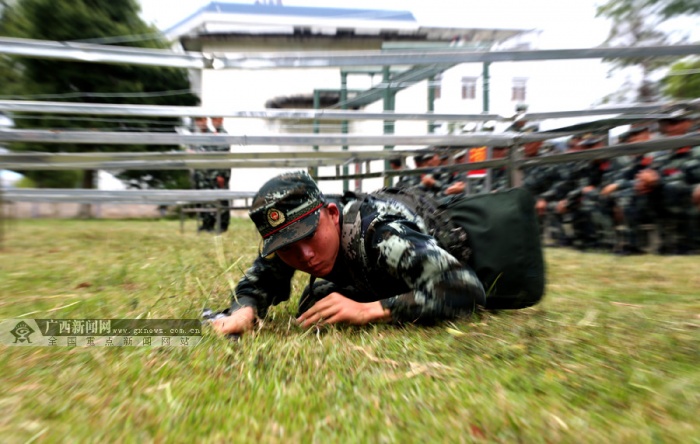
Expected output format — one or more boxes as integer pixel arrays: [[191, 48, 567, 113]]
[[662, 58, 700, 99], [0, 0, 199, 188], [596, 0, 699, 102]]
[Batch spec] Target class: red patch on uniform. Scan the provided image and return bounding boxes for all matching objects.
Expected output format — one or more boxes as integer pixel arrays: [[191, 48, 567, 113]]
[[663, 168, 680, 176], [269, 211, 279, 221]]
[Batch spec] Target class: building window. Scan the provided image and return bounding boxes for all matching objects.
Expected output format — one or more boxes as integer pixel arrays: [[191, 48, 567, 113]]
[[432, 73, 442, 99], [512, 78, 527, 102], [461, 76, 477, 100]]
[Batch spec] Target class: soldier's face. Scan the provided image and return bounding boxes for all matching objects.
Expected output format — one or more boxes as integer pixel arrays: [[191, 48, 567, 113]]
[[493, 147, 508, 159], [425, 155, 441, 167], [659, 119, 692, 137], [194, 118, 209, 131], [276, 204, 341, 277], [523, 141, 542, 157], [627, 131, 651, 143]]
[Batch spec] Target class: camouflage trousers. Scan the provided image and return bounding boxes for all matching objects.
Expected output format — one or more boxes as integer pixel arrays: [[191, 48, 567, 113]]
[[561, 191, 613, 250], [197, 201, 231, 233]]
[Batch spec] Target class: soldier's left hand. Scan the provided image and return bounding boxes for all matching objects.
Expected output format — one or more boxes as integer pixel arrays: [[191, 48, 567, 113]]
[[445, 181, 465, 195], [421, 175, 436, 188], [297, 293, 387, 327], [601, 183, 618, 196]]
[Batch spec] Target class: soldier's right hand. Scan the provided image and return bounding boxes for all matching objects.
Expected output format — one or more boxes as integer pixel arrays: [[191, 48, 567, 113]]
[[535, 198, 547, 216], [556, 199, 567, 215], [445, 181, 465, 195], [211, 306, 255, 336], [421, 175, 436, 188], [601, 183, 618, 197]]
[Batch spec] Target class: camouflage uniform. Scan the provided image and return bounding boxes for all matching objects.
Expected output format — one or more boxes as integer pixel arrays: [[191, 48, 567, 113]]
[[393, 173, 421, 189], [232, 192, 486, 323], [541, 155, 622, 250], [469, 167, 509, 194], [567, 158, 623, 250], [602, 153, 656, 253], [416, 167, 456, 198], [522, 163, 564, 240], [192, 127, 231, 232], [649, 146, 700, 253]]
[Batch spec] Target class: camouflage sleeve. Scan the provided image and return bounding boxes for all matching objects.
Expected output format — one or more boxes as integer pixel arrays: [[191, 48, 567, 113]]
[[368, 217, 486, 322], [660, 156, 700, 209], [232, 254, 296, 317], [297, 279, 365, 316]]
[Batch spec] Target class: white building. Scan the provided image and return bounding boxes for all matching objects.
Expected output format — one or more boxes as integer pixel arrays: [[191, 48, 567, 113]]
[[166, 1, 611, 195]]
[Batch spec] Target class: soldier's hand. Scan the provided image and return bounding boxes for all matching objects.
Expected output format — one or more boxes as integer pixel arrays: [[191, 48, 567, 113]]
[[210, 306, 255, 336], [693, 184, 700, 209], [556, 199, 567, 215], [601, 183, 618, 196], [535, 198, 547, 216], [421, 175, 436, 188], [296, 293, 389, 327], [445, 181, 465, 195]]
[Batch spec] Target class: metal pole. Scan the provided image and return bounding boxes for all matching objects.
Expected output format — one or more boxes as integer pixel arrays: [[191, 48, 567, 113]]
[[509, 145, 524, 187], [215, 203, 222, 235], [0, 185, 4, 250], [482, 62, 491, 113], [427, 75, 436, 134], [311, 89, 321, 179], [340, 72, 349, 192], [383, 66, 395, 188]]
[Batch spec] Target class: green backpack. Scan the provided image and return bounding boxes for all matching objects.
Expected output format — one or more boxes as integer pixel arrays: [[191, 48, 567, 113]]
[[372, 187, 545, 310]]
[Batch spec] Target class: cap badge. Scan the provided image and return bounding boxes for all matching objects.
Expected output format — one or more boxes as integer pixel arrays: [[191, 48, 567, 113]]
[[267, 208, 285, 227]]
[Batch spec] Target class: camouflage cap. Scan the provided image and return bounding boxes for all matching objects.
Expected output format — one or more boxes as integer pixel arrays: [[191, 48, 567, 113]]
[[249, 171, 325, 257]]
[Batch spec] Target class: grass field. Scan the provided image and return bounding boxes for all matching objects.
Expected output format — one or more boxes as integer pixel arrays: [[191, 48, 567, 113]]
[[1, 218, 699, 443]]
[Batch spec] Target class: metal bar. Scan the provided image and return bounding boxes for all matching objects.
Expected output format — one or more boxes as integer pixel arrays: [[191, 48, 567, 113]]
[[0, 99, 505, 120], [0, 184, 4, 249], [482, 61, 491, 113], [427, 74, 436, 133], [3, 189, 256, 204], [0, 36, 205, 69], [0, 129, 560, 146], [0, 99, 690, 121], [340, 71, 349, 192], [317, 134, 700, 179], [518, 135, 700, 166], [0, 159, 376, 170], [219, 45, 700, 69], [383, 66, 395, 188], [0, 149, 427, 162], [310, 89, 321, 178], [5, 136, 697, 203], [1, 37, 699, 69], [4, 134, 697, 171]]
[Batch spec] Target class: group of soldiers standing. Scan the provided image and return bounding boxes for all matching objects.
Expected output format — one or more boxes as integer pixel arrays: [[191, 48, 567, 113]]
[[391, 106, 700, 255], [190, 116, 231, 233]]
